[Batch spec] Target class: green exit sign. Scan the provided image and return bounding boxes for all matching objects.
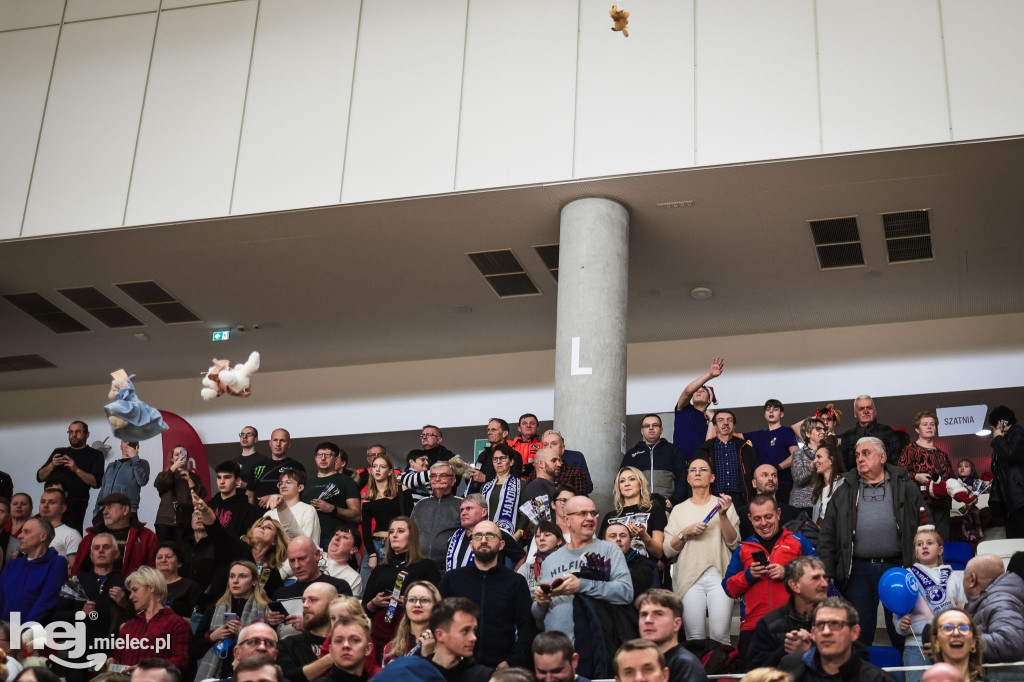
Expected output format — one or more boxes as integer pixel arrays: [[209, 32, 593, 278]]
[[212, 330, 231, 341]]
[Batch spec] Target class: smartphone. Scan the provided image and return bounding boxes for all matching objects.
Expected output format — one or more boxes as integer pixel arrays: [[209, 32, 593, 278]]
[[177, 450, 189, 460], [108, 664, 129, 673], [539, 584, 552, 594], [268, 601, 288, 616], [223, 612, 238, 622], [752, 550, 769, 566], [550, 577, 565, 590]]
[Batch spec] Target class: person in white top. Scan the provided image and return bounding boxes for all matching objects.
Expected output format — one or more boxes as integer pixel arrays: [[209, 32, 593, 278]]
[[895, 528, 967, 667], [662, 456, 740, 645], [810, 438, 846, 526], [323, 524, 363, 598], [38, 487, 81, 566], [260, 467, 321, 547]]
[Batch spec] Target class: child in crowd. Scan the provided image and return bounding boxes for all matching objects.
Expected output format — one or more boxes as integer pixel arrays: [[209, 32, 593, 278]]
[[895, 528, 967, 667]]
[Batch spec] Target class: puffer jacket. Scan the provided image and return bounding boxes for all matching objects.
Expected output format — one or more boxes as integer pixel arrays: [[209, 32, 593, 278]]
[[722, 528, 816, 631], [622, 438, 690, 505], [817, 464, 929, 589], [965, 570, 1024, 663]]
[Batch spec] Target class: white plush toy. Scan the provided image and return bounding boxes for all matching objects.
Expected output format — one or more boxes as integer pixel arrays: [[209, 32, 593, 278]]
[[201, 351, 261, 400]]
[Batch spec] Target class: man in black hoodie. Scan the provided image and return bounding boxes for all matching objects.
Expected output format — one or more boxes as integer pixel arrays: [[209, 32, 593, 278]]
[[312, 615, 373, 682], [427, 598, 492, 682]]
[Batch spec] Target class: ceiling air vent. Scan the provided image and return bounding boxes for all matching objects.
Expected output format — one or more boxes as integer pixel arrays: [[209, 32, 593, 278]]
[[0, 354, 56, 372], [808, 216, 865, 270], [882, 209, 933, 264], [2, 293, 90, 333], [115, 281, 201, 324], [466, 250, 540, 298], [58, 287, 143, 328], [534, 244, 559, 281]]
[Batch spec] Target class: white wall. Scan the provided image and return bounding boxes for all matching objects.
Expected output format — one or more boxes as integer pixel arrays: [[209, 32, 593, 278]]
[[3, 311, 1022, 526], [3, 0, 1024, 237]]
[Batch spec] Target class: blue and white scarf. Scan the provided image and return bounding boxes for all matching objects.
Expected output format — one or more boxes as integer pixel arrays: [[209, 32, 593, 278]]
[[445, 528, 474, 572], [482, 475, 521, 536], [911, 565, 955, 615]]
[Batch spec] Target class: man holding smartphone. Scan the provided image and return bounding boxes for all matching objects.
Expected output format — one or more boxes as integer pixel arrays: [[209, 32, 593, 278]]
[[37, 420, 105, 533], [722, 494, 816, 668]]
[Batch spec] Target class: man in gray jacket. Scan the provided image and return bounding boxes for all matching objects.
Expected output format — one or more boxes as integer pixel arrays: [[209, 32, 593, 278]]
[[963, 553, 1024, 663], [411, 461, 463, 571]]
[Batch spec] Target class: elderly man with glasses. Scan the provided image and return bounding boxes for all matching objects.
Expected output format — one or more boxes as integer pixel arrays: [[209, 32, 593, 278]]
[[411, 461, 464, 571], [439, 520, 536, 669], [532, 496, 633, 677], [419, 424, 456, 466], [198, 623, 281, 682], [818, 436, 930, 649]]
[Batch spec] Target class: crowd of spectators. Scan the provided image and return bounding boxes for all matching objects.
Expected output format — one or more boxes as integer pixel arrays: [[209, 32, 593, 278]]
[[0, 357, 1022, 682]]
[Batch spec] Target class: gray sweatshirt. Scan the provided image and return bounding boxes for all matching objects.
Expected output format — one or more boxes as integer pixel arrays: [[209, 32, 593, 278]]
[[530, 538, 634, 640]]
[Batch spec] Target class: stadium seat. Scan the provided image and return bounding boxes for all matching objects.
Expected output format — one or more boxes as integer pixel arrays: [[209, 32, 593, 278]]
[[868, 645, 903, 679], [943, 541, 973, 570], [976, 538, 1024, 568]]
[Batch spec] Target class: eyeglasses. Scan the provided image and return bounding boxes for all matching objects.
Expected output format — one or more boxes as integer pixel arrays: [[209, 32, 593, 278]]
[[566, 510, 599, 518], [492, 456, 509, 462], [420, 433, 440, 439], [315, 452, 337, 458], [406, 596, 434, 605], [641, 423, 660, 429], [811, 620, 850, 632], [433, 474, 454, 480], [239, 638, 278, 649], [861, 485, 886, 502], [939, 623, 972, 635], [471, 533, 499, 541], [688, 467, 709, 473], [239, 432, 256, 438], [554, 497, 572, 505]]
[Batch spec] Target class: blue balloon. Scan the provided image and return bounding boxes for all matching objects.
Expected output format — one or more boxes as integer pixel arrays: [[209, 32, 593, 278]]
[[878, 567, 920, 615]]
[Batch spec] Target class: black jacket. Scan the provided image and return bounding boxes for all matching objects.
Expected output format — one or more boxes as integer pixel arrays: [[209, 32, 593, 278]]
[[817, 464, 930, 589], [693, 437, 757, 503], [428, 655, 493, 682], [438, 562, 535, 668], [779, 643, 896, 682], [991, 423, 1024, 515], [746, 598, 813, 669], [625, 550, 655, 597], [278, 630, 326, 682], [839, 421, 901, 471], [665, 644, 708, 682]]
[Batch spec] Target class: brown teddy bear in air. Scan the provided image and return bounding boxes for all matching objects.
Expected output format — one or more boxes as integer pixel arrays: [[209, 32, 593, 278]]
[[610, 4, 629, 37]]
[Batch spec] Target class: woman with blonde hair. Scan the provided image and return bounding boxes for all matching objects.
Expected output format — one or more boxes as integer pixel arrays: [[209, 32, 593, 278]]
[[361, 454, 414, 586], [111, 566, 190, 670], [930, 608, 985, 681], [193, 560, 270, 680], [600, 466, 667, 559], [662, 457, 740, 645], [382, 581, 441, 664]]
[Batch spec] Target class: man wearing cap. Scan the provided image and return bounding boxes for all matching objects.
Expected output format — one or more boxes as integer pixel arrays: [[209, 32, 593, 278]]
[[72, 492, 158, 575]]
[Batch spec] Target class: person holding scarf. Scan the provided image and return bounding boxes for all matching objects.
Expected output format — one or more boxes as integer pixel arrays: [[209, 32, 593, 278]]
[[362, 516, 440, 663], [192, 560, 270, 680], [894, 528, 967, 668], [481, 444, 526, 539]]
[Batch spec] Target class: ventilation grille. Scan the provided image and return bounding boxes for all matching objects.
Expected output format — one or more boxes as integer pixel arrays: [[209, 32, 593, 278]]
[[115, 281, 201, 323], [2, 293, 90, 333], [882, 210, 933, 263], [808, 216, 865, 269], [0, 354, 56, 372], [534, 244, 559, 281], [59, 287, 143, 328], [466, 250, 540, 298]]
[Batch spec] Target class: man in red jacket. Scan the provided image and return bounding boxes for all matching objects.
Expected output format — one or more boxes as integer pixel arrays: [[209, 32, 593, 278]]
[[722, 494, 817, 668], [72, 493, 157, 575]]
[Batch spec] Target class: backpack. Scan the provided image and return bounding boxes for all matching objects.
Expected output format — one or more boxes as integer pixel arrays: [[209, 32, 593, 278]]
[[681, 638, 742, 675]]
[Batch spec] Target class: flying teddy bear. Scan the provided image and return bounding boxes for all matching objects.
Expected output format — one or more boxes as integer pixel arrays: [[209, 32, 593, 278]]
[[201, 350, 261, 400], [104, 369, 168, 441], [610, 4, 629, 37]]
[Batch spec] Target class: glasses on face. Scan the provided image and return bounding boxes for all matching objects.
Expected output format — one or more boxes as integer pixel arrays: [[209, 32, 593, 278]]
[[688, 467, 709, 474], [420, 433, 439, 439], [939, 623, 972, 635], [239, 638, 278, 649], [812, 426, 826, 433], [239, 432, 256, 438], [567, 510, 599, 518], [811, 620, 850, 633], [471, 532, 499, 541], [641, 423, 660, 429], [492, 456, 509, 463], [406, 596, 434, 605], [315, 452, 337, 458], [554, 497, 571, 505], [433, 473, 454, 480]]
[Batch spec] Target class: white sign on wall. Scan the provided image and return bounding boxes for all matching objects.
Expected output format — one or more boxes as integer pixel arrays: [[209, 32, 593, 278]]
[[935, 405, 989, 436]]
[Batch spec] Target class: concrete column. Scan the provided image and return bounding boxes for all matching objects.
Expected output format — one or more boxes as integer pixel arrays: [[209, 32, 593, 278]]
[[553, 197, 629, 514]]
